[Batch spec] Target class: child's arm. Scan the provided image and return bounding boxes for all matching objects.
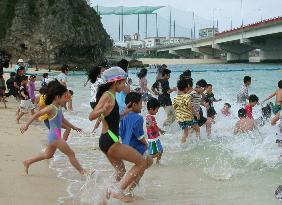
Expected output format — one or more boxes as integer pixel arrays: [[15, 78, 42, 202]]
[[271, 112, 280, 126], [20, 90, 28, 100], [89, 94, 112, 121], [233, 122, 240, 135], [189, 103, 200, 119], [62, 115, 82, 132], [120, 102, 132, 117], [20, 106, 53, 133], [262, 91, 276, 104], [158, 126, 166, 135], [83, 78, 89, 87], [139, 137, 148, 149]]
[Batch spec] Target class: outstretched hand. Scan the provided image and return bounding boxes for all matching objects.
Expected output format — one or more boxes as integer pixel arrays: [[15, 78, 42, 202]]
[[123, 102, 132, 115], [20, 124, 29, 134], [73, 127, 82, 132]]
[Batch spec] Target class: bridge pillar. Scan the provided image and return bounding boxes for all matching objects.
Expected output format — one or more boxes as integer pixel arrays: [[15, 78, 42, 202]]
[[227, 52, 249, 63], [258, 38, 282, 62], [192, 47, 220, 59], [169, 49, 193, 58]]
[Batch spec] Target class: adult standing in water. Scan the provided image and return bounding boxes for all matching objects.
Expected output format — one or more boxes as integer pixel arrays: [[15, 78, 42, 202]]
[[89, 67, 147, 203]]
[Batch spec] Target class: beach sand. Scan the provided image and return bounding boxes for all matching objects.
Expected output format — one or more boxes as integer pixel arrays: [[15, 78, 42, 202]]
[[138, 58, 225, 65], [0, 98, 67, 205]]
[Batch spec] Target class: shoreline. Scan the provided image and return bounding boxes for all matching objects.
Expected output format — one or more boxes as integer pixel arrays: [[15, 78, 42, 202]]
[[0, 99, 67, 205], [137, 58, 226, 65]]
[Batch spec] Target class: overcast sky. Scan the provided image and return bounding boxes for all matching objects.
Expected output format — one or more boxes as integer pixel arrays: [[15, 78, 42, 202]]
[[92, 0, 282, 28]]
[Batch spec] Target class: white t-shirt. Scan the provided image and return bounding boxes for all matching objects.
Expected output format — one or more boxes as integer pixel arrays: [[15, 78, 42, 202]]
[[90, 78, 104, 103], [237, 84, 248, 105]]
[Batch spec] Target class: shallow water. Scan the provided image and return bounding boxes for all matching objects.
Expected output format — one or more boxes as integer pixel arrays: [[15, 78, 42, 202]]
[[49, 63, 282, 205]]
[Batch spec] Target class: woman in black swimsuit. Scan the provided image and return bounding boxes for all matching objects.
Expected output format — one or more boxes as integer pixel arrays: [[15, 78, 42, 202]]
[[89, 67, 147, 203]]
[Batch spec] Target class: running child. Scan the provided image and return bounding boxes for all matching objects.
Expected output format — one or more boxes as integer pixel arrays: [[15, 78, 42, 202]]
[[5, 72, 17, 98], [89, 67, 147, 203], [146, 97, 165, 164], [120, 92, 153, 194], [173, 79, 200, 143], [16, 76, 35, 123], [245, 94, 259, 119], [20, 82, 86, 175], [237, 76, 251, 106], [152, 68, 177, 127], [28, 75, 36, 104], [262, 80, 282, 114]]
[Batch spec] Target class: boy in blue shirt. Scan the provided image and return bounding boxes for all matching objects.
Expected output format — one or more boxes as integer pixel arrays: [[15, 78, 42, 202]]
[[120, 92, 153, 195]]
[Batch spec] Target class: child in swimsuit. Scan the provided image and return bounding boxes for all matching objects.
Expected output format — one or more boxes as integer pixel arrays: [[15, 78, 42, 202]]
[[245, 94, 259, 119], [20, 81, 86, 176], [146, 97, 165, 164], [89, 67, 147, 203], [271, 110, 282, 148], [262, 80, 282, 114]]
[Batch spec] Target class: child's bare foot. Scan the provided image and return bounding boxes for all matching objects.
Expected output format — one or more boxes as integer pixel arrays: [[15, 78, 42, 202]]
[[23, 160, 29, 175], [16, 118, 20, 124], [110, 191, 135, 203], [81, 168, 95, 177], [180, 138, 186, 144]]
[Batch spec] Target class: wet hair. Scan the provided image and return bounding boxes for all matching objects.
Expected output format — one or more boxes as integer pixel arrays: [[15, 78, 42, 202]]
[[147, 97, 160, 110], [96, 82, 114, 103], [177, 79, 189, 91], [22, 75, 28, 81], [61, 64, 69, 73], [161, 64, 167, 69], [69, 90, 74, 96], [137, 68, 148, 79], [183, 69, 191, 77], [43, 73, 48, 78], [243, 76, 251, 83], [117, 59, 129, 72], [224, 103, 231, 108], [125, 92, 141, 108], [17, 66, 25, 74], [249, 94, 259, 103], [29, 75, 36, 80], [10, 72, 16, 77], [207, 84, 212, 88], [187, 78, 193, 88], [45, 81, 67, 105], [196, 79, 207, 88], [162, 69, 171, 77], [39, 86, 48, 95], [238, 108, 247, 118], [278, 80, 282, 89], [88, 66, 101, 83], [261, 104, 271, 119]]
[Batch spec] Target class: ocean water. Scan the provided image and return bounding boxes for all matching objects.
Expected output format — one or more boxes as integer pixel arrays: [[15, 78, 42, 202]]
[[49, 63, 282, 205]]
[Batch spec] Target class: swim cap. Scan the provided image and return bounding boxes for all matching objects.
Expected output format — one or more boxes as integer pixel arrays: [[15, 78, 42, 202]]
[[102, 67, 128, 83]]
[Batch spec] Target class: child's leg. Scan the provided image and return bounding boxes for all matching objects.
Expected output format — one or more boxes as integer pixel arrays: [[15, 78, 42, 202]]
[[31, 108, 35, 115], [67, 100, 73, 111], [192, 124, 200, 138], [106, 156, 126, 182], [156, 152, 163, 164], [107, 143, 147, 192], [23, 144, 57, 174], [56, 139, 84, 175], [16, 112, 25, 123], [181, 127, 189, 144], [206, 117, 213, 137]]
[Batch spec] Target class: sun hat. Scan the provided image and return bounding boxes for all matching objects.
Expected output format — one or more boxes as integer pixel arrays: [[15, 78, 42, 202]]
[[102, 67, 128, 83], [17, 59, 24, 63]]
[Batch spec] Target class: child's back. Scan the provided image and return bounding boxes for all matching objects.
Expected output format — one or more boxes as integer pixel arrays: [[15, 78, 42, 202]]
[[173, 94, 194, 122]]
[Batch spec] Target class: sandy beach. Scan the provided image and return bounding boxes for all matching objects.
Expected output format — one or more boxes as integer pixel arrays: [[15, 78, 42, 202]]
[[138, 58, 225, 65], [0, 98, 67, 205]]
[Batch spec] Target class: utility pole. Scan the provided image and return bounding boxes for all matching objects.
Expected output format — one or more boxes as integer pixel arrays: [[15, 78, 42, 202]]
[[169, 8, 172, 39], [155, 13, 159, 37], [193, 11, 196, 40], [145, 13, 148, 38], [137, 14, 140, 37], [121, 6, 124, 42], [173, 20, 176, 38], [118, 16, 121, 41]]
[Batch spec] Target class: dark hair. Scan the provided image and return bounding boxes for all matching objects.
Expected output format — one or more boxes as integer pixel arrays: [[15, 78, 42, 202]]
[[137, 68, 148, 79], [207, 84, 212, 87], [125, 92, 141, 108], [22, 75, 28, 81], [29, 75, 36, 80], [177, 79, 188, 91], [69, 90, 74, 96], [17, 66, 25, 74], [147, 97, 160, 110], [224, 103, 231, 108], [162, 69, 171, 77], [196, 79, 207, 88], [243, 76, 251, 83], [88, 66, 101, 83], [39, 86, 48, 95], [10, 72, 16, 77], [249, 94, 259, 103], [183, 69, 191, 77], [45, 81, 67, 105], [117, 59, 129, 72], [43, 73, 48, 78], [61, 64, 69, 73], [161, 64, 167, 69], [278, 80, 282, 89], [96, 82, 114, 103], [187, 78, 193, 88], [238, 108, 247, 118]]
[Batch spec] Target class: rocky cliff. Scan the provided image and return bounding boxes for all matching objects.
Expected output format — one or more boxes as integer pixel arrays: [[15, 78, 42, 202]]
[[0, 0, 112, 66]]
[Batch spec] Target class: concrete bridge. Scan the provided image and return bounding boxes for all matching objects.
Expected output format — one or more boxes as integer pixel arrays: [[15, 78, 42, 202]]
[[155, 16, 282, 63]]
